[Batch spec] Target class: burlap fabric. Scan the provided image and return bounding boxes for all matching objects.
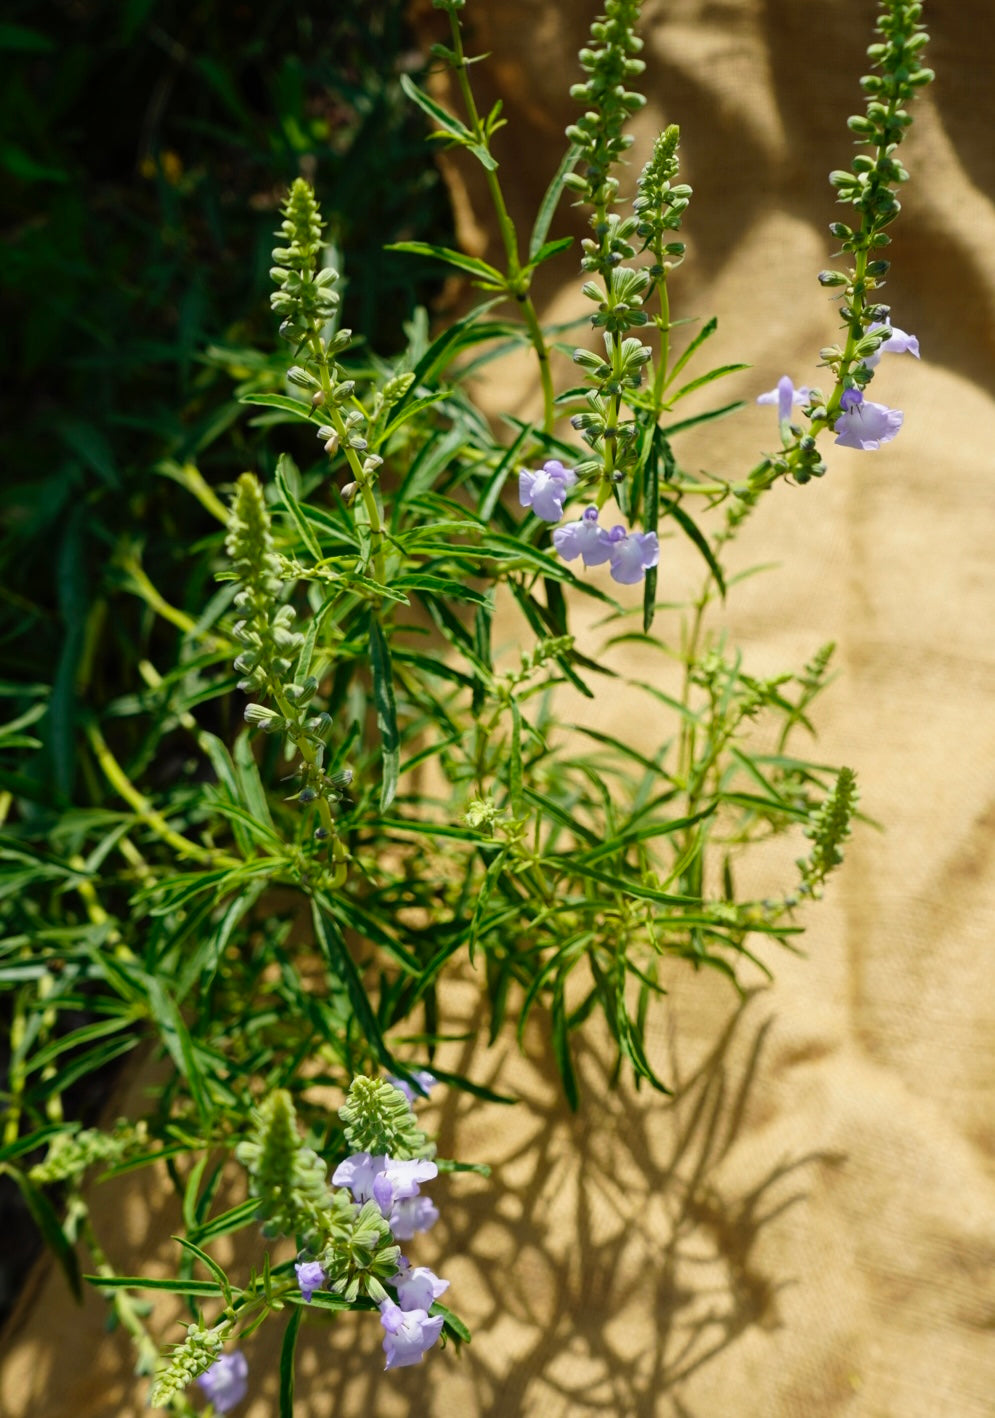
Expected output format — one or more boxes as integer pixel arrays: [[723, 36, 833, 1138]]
[[2, 2, 993, 1414]]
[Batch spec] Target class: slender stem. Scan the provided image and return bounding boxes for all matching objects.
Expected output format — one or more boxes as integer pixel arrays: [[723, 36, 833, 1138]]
[[446, 10, 556, 434], [651, 272, 671, 415], [85, 720, 239, 869]]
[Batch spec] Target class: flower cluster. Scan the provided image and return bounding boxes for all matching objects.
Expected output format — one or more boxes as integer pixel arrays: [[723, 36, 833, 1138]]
[[758, 320, 919, 454], [519, 460, 658, 586], [554, 506, 659, 585], [294, 1149, 448, 1370]]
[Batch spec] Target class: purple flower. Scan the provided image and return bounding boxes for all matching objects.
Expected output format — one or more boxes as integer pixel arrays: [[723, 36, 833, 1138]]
[[331, 1151, 386, 1204], [390, 1193, 439, 1240], [606, 527, 659, 585], [552, 506, 613, 566], [387, 1070, 436, 1105], [197, 1352, 248, 1414], [372, 1157, 438, 1217], [393, 1264, 450, 1312], [295, 1260, 326, 1303], [863, 321, 920, 368], [379, 1299, 445, 1371], [757, 375, 810, 423], [519, 459, 577, 522], [833, 399, 904, 450]]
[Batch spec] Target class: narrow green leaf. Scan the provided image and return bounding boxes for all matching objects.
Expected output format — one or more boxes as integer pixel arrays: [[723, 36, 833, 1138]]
[[667, 501, 726, 597], [662, 399, 744, 437], [434, 1301, 472, 1345], [312, 898, 395, 1069], [528, 144, 581, 260], [508, 700, 523, 816], [190, 1197, 262, 1246], [400, 74, 475, 143], [275, 453, 323, 561], [237, 392, 316, 421], [85, 1275, 225, 1296], [145, 977, 211, 1129], [0, 1124, 71, 1165], [368, 614, 400, 811], [667, 362, 750, 404], [233, 729, 277, 834], [172, 1236, 233, 1305], [409, 298, 502, 387], [524, 235, 574, 271], [386, 240, 505, 286], [551, 980, 579, 1111], [664, 315, 718, 388], [9, 1168, 82, 1300], [279, 1306, 303, 1418], [642, 428, 664, 633]]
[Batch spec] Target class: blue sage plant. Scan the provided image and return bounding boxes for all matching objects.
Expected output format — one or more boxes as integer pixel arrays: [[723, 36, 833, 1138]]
[[0, 0, 931, 1409]]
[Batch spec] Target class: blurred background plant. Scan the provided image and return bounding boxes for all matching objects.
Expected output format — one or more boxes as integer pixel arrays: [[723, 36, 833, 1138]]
[[0, 0, 454, 1327]]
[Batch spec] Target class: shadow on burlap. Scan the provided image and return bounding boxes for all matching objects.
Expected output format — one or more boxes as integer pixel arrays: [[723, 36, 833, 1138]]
[[3, 1, 994, 1414]]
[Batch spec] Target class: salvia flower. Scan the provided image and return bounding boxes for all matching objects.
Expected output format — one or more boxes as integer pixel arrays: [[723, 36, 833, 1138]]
[[197, 1352, 248, 1414], [295, 1260, 327, 1303], [833, 400, 904, 450], [606, 526, 660, 585], [387, 1070, 436, 1105], [392, 1262, 450, 1312], [862, 321, 920, 368], [379, 1299, 445, 1371], [757, 375, 810, 423], [519, 460, 577, 521], [390, 1193, 439, 1241], [331, 1151, 385, 1205], [553, 506, 614, 567], [372, 1157, 439, 1217]]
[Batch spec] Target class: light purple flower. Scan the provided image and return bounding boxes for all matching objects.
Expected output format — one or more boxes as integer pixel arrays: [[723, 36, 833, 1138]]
[[331, 1151, 386, 1204], [757, 375, 810, 423], [393, 1264, 450, 1312], [607, 527, 659, 585], [863, 321, 920, 368], [519, 459, 577, 522], [833, 399, 904, 450], [390, 1193, 439, 1240], [372, 1157, 439, 1217], [295, 1260, 326, 1303], [379, 1299, 445, 1371], [552, 506, 613, 567], [197, 1352, 248, 1413], [387, 1070, 436, 1105]]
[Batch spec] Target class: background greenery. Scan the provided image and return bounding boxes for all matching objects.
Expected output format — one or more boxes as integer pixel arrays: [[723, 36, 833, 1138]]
[[0, 0, 453, 1328]]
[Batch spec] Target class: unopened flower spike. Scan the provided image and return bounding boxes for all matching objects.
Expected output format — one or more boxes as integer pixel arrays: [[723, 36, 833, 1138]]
[[339, 1075, 436, 1160], [564, 0, 648, 212], [149, 1323, 229, 1411], [270, 178, 340, 337], [235, 1089, 332, 1244]]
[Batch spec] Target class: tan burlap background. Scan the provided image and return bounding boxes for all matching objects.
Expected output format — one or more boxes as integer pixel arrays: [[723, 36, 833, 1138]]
[[2, 2, 993, 1414]]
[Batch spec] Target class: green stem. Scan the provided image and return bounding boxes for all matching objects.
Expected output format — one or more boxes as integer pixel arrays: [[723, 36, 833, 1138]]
[[85, 720, 239, 869], [308, 334, 387, 585], [446, 10, 556, 434]]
